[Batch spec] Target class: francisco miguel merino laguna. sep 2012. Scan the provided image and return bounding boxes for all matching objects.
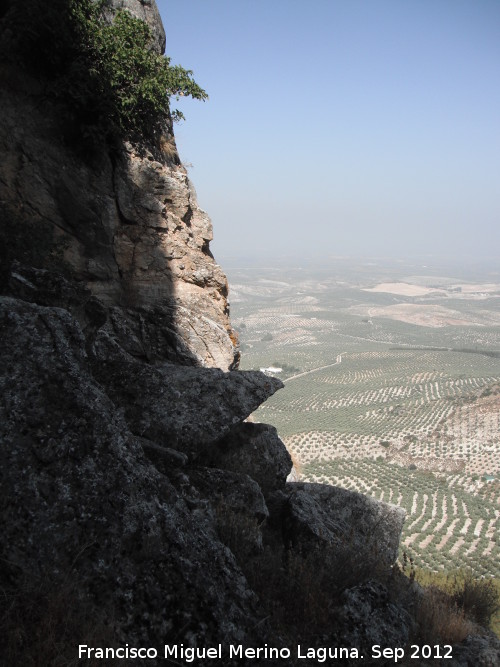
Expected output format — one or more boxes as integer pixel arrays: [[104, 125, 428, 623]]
[[79, 642, 453, 662]]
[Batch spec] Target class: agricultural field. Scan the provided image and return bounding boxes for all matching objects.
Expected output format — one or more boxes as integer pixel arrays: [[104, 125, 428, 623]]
[[224, 256, 500, 577]]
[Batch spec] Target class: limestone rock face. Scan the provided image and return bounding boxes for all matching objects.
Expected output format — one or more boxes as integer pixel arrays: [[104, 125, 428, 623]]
[[110, 143, 238, 369], [0, 0, 237, 370]]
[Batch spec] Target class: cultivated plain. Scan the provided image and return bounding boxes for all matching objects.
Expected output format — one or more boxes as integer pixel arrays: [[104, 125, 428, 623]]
[[226, 256, 500, 578]]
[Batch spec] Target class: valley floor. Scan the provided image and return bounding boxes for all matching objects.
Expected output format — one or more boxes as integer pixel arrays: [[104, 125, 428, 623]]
[[228, 258, 500, 578]]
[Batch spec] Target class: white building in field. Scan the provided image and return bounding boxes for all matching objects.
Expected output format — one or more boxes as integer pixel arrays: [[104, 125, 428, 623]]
[[260, 366, 282, 375]]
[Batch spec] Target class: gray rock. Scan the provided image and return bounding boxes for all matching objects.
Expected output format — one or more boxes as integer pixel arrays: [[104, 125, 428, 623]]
[[6, 262, 212, 367], [203, 421, 292, 495], [0, 296, 272, 657], [283, 483, 406, 569], [136, 436, 189, 473], [189, 468, 269, 557], [92, 356, 283, 455], [4, 266, 282, 457], [448, 635, 500, 667], [99, 301, 238, 369], [336, 580, 412, 657], [8, 261, 92, 314], [190, 468, 269, 523]]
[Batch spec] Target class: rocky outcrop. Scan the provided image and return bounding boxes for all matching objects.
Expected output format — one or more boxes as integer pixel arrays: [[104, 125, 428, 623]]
[[0, 41, 237, 370], [0, 276, 409, 664], [93, 359, 282, 455], [0, 295, 272, 655]]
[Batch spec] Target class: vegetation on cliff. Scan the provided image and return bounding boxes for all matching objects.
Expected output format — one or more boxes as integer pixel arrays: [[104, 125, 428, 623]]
[[0, 0, 207, 145]]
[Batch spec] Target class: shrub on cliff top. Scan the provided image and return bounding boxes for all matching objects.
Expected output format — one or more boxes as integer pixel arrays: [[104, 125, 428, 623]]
[[0, 0, 207, 146]]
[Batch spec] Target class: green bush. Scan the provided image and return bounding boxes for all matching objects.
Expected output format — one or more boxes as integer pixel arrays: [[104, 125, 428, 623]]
[[416, 569, 500, 632], [90, 7, 207, 133], [0, 0, 207, 146], [451, 572, 500, 627]]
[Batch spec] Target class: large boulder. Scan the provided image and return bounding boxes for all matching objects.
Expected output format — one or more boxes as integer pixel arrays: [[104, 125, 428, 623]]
[[282, 483, 406, 570]]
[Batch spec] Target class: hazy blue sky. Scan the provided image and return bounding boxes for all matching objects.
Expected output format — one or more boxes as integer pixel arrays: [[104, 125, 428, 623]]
[[156, 0, 500, 262]]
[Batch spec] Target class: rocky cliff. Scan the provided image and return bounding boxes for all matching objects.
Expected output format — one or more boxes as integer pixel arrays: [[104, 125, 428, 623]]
[[0, 0, 237, 371], [1, 2, 498, 666]]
